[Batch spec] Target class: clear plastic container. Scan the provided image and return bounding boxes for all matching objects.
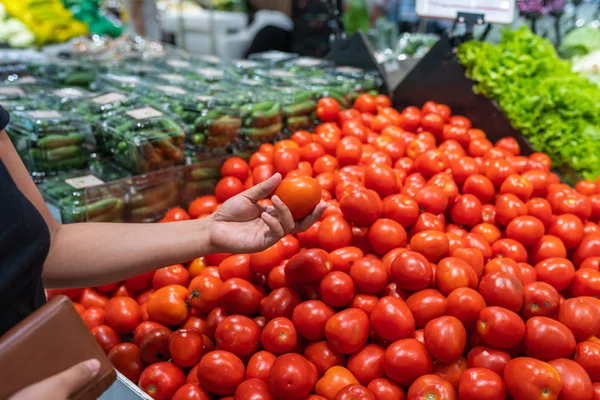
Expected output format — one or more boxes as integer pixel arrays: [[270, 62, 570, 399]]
[[8, 110, 93, 176], [263, 87, 316, 133], [29, 60, 104, 86], [0, 82, 50, 112], [96, 73, 144, 92], [96, 106, 186, 174], [181, 151, 224, 207], [72, 90, 142, 123], [124, 167, 184, 223], [42, 86, 93, 111], [39, 161, 130, 224]]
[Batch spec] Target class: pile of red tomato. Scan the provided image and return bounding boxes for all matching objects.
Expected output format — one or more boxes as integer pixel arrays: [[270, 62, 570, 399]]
[[49, 93, 600, 400]]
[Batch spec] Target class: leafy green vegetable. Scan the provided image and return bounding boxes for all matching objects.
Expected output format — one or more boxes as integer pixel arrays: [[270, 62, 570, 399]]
[[458, 27, 600, 180], [559, 26, 600, 59]]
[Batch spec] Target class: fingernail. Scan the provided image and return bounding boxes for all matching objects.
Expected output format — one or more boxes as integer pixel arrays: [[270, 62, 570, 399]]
[[85, 359, 101, 375]]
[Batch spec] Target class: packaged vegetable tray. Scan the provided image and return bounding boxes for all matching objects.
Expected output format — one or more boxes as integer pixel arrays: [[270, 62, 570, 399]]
[[29, 60, 102, 86], [95, 73, 144, 92], [181, 151, 224, 207], [39, 161, 130, 224], [71, 90, 142, 126], [8, 110, 93, 177], [42, 87, 93, 111], [263, 87, 316, 133], [96, 106, 186, 174], [0, 82, 50, 112], [125, 167, 184, 223], [238, 97, 284, 147]]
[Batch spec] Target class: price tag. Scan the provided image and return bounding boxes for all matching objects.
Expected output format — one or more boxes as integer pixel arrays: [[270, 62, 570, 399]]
[[270, 70, 294, 78], [158, 74, 185, 82], [126, 107, 163, 120], [52, 88, 86, 98], [294, 57, 323, 67], [416, 0, 515, 24], [336, 66, 364, 74], [167, 60, 192, 69], [28, 110, 62, 119], [111, 75, 140, 84], [17, 77, 37, 84], [0, 86, 25, 96], [196, 68, 224, 78], [65, 174, 105, 189], [156, 85, 188, 95], [92, 92, 128, 105]]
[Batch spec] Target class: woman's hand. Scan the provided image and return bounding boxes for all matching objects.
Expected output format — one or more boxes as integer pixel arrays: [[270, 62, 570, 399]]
[[208, 173, 326, 254], [9, 359, 101, 400]]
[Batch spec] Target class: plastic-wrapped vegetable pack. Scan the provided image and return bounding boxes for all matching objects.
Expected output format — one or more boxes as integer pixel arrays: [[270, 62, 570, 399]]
[[181, 150, 223, 207], [70, 90, 142, 127], [0, 81, 50, 112], [8, 110, 93, 178], [262, 86, 317, 133], [38, 160, 130, 223], [125, 167, 184, 223], [28, 60, 102, 86], [96, 106, 186, 174]]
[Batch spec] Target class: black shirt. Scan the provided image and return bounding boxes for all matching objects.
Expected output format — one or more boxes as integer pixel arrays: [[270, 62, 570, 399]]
[[0, 105, 50, 335]]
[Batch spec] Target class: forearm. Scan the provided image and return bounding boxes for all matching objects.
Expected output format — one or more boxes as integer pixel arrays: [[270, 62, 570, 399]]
[[43, 216, 215, 288]]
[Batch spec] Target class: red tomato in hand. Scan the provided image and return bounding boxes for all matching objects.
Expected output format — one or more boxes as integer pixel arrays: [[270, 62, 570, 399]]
[[274, 176, 321, 220], [139, 362, 186, 400]]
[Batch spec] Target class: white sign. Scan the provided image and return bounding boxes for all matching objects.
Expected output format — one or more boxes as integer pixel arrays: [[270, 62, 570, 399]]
[[65, 175, 105, 189], [167, 60, 192, 69], [111, 75, 140, 84], [126, 107, 163, 120], [17, 77, 37, 84], [28, 110, 62, 119], [416, 0, 515, 24], [336, 66, 364, 74], [92, 92, 128, 105], [294, 57, 323, 67], [235, 60, 259, 69]]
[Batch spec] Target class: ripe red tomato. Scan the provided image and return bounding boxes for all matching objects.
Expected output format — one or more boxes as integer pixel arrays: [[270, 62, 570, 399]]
[[334, 384, 375, 400], [285, 248, 330, 286], [506, 216, 546, 247], [347, 344, 385, 385], [370, 296, 416, 343], [317, 97, 341, 122], [215, 315, 260, 358], [215, 177, 245, 203], [219, 278, 263, 316], [274, 176, 321, 220], [478, 272, 523, 313], [188, 275, 223, 313], [292, 300, 335, 341], [382, 194, 419, 228], [424, 316, 466, 363], [445, 287, 486, 331], [503, 357, 562, 400], [269, 354, 317, 400], [246, 350, 277, 382], [407, 374, 457, 400], [383, 338, 432, 387], [139, 362, 186, 400], [261, 317, 298, 354], [259, 287, 301, 321], [521, 281, 560, 320], [340, 188, 382, 227], [317, 215, 352, 252], [350, 256, 388, 294], [524, 316, 576, 361], [99, 294, 141, 334], [476, 307, 526, 349], [573, 341, 600, 382], [367, 218, 407, 256], [170, 329, 204, 368], [79, 288, 109, 309], [405, 289, 447, 328], [197, 350, 245, 396], [304, 341, 345, 377], [90, 325, 121, 353], [108, 343, 143, 383], [367, 378, 406, 400], [325, 308, 370, 354], [320, 271, 355, 308], [219, 254, 252, 282], [221, 157, 250, 182], [172, 383, 210, 400], [140, 328, 171, 364], [458, 368, 505, 400], [153, 264, 190, 289], [548, 214, 585, 250], [548, 358, 594, 400], [467, 346, 511, 376], [389, 251, 432, 291], [410, 230, 450, 263], [451, 194, 483, 227], [435, 257, 478, 296], [82, 307, 105, 330], [329, 247, 364, 274], [534, 257, 576, 292]]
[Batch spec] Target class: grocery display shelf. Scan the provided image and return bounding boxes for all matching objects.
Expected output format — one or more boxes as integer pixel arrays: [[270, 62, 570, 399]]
[[392, 35, 581, 185]]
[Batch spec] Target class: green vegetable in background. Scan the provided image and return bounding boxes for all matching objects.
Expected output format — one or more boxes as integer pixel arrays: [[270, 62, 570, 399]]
[[457, 27, 600, 180], [559, 26, 600, 59]]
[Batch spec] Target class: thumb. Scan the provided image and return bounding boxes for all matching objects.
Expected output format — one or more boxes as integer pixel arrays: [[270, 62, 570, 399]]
[[50, 359, 101, 398], [242, 173, 282, 202]]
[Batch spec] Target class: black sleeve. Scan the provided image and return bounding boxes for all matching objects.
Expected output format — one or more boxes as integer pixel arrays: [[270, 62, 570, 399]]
[[0, 104, 9, 131]]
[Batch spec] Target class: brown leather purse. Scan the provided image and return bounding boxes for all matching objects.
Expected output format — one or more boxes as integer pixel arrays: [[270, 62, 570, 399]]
[[0, 295, 116, 399]]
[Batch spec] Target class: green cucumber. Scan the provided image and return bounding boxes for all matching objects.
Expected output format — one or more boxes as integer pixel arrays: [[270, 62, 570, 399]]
[[37, 133, 84, 149]]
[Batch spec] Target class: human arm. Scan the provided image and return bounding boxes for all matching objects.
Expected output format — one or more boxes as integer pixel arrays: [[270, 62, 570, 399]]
[[0, 129, 325, 289]]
